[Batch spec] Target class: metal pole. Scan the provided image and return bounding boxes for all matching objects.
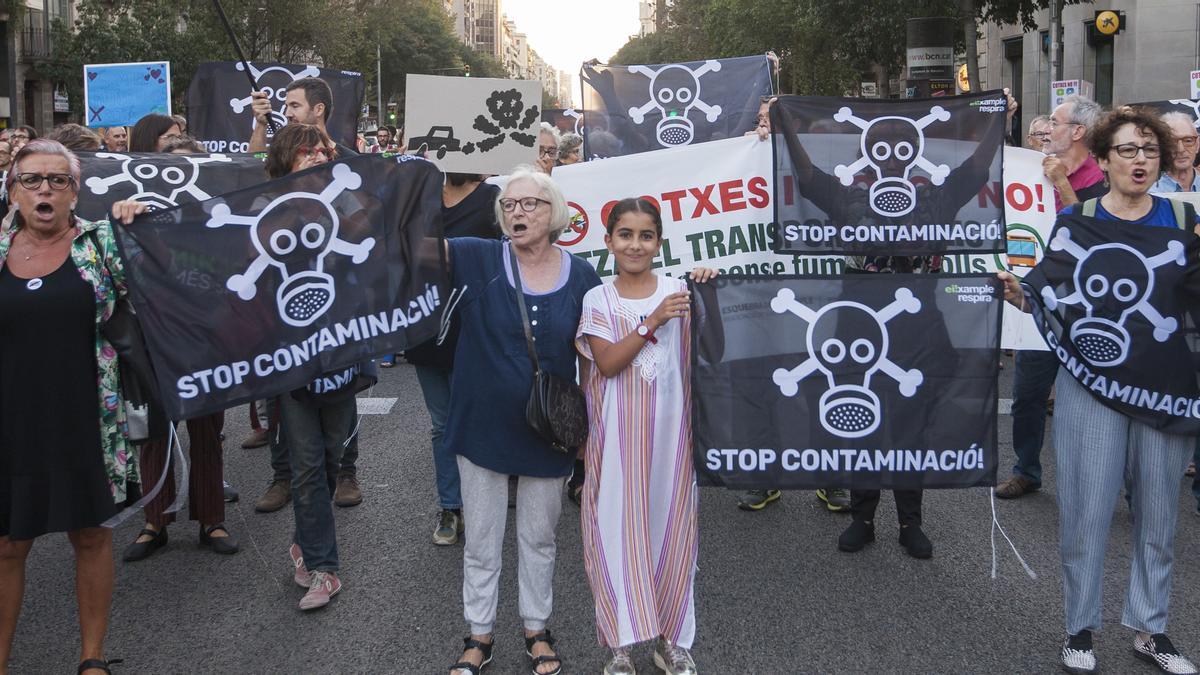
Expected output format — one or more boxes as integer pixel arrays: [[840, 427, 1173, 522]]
[[376, 43, 383, 129], [210, 0, 277, 133], [1049, 0, 1063, 80]]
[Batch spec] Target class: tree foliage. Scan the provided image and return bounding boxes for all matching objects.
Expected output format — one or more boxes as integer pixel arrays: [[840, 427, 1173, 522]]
[[44, 0, 521, 122], [608, 0, 1082, 96]]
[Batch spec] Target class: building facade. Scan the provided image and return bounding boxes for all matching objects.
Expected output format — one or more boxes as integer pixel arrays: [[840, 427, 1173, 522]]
[[976, 0, 1199, 132], [3, 0, 74, 131], [638, 0, 656, 37], [448, 0, 476, 47], [473, 0, 502, 62]]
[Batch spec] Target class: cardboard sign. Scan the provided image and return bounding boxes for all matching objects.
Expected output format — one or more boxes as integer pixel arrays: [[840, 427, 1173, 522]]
[[84, 61, 171, 127], [1191, 70, 1200, 100], [403, 75, 542, 175], [1050, 79, 1093, 109]]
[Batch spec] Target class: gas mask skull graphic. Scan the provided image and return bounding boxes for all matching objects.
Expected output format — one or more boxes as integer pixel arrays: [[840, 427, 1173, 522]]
[[833, 105, 951, 218], [627, 61, 723, 147], [206, 163, 375, 327], [85, 152, 234, 211], [228, 63, 322, 138], [771, 287, 924, 438], [1040, 226, 1185, 367]]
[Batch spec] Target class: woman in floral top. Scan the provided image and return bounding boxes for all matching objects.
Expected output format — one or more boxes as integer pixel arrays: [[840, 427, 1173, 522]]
[[0, 139, 137, 675]]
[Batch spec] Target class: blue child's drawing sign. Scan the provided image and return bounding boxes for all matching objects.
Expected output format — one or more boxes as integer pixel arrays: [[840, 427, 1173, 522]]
[[83, 61, 172, 127]]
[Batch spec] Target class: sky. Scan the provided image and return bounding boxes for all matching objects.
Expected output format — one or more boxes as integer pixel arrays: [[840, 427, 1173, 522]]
[[498, 0, 642, 106]]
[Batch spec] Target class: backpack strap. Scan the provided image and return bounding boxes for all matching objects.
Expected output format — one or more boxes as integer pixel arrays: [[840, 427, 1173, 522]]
[[1169, 197, 1196, 231], [1081, 198, 1099, 218]]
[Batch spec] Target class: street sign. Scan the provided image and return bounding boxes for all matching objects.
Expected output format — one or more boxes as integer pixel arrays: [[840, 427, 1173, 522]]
[[1050, 79, 1093, 108]]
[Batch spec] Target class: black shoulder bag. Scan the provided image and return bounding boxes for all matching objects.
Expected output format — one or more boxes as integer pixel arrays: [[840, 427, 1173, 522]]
[[508, 245, 588, 453]]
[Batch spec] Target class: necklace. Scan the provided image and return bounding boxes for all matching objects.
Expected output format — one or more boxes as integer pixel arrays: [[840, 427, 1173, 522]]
[[16, 226, 74, 261]]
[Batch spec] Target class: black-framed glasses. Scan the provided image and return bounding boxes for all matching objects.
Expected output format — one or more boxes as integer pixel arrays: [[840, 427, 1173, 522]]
[[500, 197, 550, 213], [538, 146, 559, 158], [15, 173, 75, 190], [1111, 143, 1161, 159], [1027, 131, 1050, 140]]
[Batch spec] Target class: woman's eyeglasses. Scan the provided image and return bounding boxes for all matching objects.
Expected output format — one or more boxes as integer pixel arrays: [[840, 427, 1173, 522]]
[[499, 197, 550, 213], [1110, 143, 1161, 159], [538, 146, 559, 159], [15, 173, 75, 190]]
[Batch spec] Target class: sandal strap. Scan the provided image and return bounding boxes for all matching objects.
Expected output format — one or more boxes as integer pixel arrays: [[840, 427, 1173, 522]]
[[524, 629, 555, 650], [529, 653, 562, 675], [136, 528, 161, 539], [79, 658, 120, 674], [461, 636, 494, 656]]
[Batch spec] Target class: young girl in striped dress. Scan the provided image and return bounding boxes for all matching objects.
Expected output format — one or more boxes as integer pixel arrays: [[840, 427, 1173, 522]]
[[576, 198, 715, 675]]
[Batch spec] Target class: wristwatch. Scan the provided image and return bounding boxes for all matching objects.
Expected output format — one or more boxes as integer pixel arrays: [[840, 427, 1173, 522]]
[[636, 323, 658, 344]]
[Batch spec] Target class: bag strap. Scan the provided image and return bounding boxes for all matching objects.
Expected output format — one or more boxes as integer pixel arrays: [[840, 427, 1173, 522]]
[[1169, 198, 1195, 231], [506, 243, 541, 375], [1081, 198, 1099, 217]]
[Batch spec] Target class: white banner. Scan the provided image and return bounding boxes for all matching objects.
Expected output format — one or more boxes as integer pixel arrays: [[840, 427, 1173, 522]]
[[551, 136, 840, 278], [547, 137, 1052, 349], [991, 146, 1055, 350]]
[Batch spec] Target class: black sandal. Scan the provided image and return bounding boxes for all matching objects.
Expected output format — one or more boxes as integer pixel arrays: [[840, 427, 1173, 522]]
[[78, 658, 122, 674], [449, 635, 494, 674], [122, 527, 168, 562], [524, 630, 562, 675]]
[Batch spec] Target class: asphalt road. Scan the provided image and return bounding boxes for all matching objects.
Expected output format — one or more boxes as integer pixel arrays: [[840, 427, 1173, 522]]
[[10, 357, 1200, 674]]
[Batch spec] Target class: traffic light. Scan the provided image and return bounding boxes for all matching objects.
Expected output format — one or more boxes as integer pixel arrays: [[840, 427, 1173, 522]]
[[387, 102, 397, 121], [1094, 10, 1126, 35], [464, 64, 471, 77]]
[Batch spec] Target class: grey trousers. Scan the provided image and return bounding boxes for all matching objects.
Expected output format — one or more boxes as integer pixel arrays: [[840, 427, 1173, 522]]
[[1053, 370, 1193, 635], [458, 456, 565, 636]]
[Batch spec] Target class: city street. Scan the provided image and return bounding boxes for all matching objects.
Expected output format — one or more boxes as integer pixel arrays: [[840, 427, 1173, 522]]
[[11, 357, 1200, 674]]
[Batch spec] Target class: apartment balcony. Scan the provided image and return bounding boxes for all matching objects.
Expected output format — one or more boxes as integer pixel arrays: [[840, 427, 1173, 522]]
[[21, 26, 55, 61]]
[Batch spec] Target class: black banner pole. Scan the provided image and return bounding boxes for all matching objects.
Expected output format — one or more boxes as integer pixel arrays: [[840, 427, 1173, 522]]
[[210, 0, 279, 134]]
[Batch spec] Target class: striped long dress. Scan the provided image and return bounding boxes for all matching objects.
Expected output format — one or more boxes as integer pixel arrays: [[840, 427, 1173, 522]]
[[575, 275, 698, 649]]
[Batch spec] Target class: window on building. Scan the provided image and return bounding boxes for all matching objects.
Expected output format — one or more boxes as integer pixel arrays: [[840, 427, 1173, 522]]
[[1085, 21, 1114, 106], [1003, 37, 1023, 143]]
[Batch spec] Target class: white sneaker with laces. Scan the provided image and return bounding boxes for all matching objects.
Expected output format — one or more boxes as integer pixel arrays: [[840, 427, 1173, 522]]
[[653, 638, 696, 675], [604, 647, 636, 675], [1135, 633, 1199, 675]]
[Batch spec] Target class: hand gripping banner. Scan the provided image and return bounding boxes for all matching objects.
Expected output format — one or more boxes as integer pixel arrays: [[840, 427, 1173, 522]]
[[187, 61, 365, 153], [76, 151, 269, 222], [691, 274, 1001, 490], [112, 155, 446, 420], [771, 92, 1006, 256], [1022, 212, 1200, 434], [580, 55, 772, 159]]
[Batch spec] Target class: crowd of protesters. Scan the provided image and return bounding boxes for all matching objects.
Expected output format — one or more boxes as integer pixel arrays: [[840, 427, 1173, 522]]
[[1, 72, 1199, 675]]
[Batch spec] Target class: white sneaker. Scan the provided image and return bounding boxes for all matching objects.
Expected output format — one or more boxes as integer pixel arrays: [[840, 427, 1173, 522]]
[[653, 638, 696, 675], [1135, 633, 1199, 674], [1061, 630, 1097, 674], [604, 647, 636, 675]]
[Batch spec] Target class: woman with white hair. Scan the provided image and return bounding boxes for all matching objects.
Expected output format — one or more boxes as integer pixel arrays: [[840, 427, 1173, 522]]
[[446, 167, 601, 675], [537, 122, 561, 174]]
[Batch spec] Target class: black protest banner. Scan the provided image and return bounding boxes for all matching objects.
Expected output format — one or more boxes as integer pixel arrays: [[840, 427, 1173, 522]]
[[771, 92, 1006, 256], [113, 155, 446, 420], [542, 108, 585, 137], [1130, 98, 1200, 129], [580, 55, 771, 159], [187, 61, 365, 153], [77, 151, 268, 222], [1022, 212, 1200, 434], [691, 273, 1000, 490]]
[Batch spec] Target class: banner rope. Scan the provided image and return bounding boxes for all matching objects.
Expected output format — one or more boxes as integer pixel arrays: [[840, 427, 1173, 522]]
[[989, 487, 1037, 579], [101, 423, 188, 528]]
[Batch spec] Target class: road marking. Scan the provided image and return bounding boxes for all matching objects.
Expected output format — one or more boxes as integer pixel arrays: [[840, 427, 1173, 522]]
[[998, 398, 1012, 415], [356, 397, 397, 415]]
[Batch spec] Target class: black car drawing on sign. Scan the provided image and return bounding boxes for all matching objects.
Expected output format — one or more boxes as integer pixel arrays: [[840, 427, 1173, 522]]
[[409, 126, 461, 158]]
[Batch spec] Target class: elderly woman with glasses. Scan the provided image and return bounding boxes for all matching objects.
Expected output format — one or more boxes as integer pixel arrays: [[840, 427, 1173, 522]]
[[445, 167, 600, 675], [1000, 107, 1200, 675], [0, 139, 142, 675]]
